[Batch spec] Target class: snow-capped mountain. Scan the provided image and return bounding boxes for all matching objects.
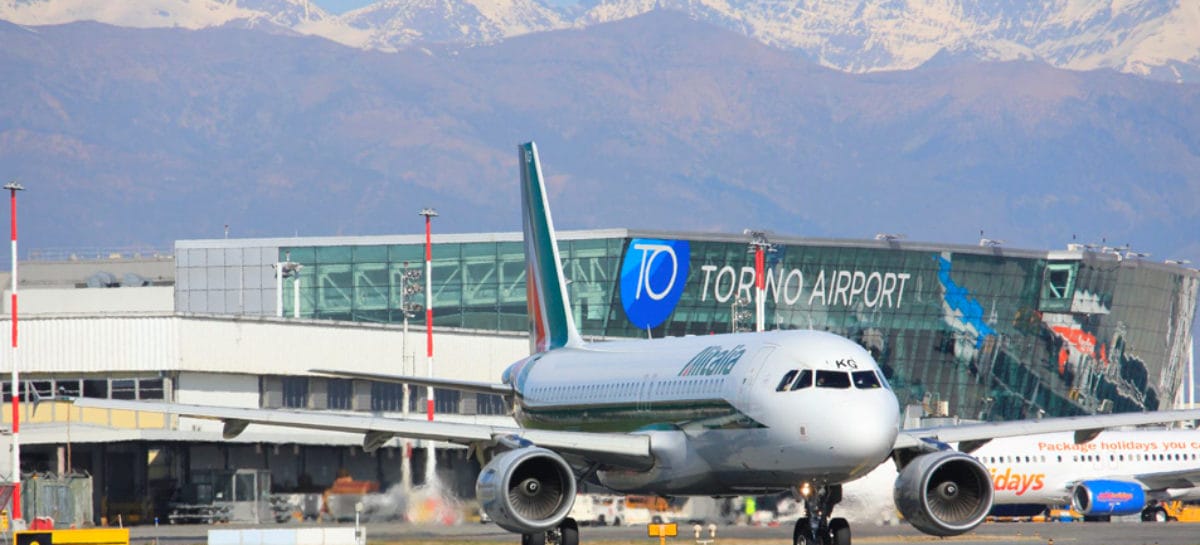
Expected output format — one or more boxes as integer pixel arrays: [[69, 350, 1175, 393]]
[[340, 0, 565, 51], [0, 0, 330, 29], [579, 0, 1200, 82], [1, 0, 1198, 82]]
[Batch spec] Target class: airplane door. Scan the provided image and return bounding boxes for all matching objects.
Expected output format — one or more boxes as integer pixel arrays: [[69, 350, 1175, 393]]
[[736, 346, 776, 413]]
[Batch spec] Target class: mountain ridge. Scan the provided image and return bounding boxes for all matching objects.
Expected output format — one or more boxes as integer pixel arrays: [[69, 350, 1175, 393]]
[[1, 12, 1198, 268], [2, 0, 1198, 83]]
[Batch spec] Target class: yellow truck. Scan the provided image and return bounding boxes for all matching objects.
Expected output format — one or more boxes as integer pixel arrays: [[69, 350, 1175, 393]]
[[1153, 501, 1200, 522]]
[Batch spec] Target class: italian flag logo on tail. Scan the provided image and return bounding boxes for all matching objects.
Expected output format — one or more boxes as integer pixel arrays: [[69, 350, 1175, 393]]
[[520, 142, 584, 354]]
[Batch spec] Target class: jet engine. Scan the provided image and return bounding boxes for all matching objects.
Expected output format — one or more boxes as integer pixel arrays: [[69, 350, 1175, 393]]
[[1071, 480, 1146, 517], [894, 450, 993, 537], [475, 446, 577, 534]]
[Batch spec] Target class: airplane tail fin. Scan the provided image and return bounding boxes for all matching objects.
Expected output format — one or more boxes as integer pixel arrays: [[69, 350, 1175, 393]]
[[520, 142, 584, 353]]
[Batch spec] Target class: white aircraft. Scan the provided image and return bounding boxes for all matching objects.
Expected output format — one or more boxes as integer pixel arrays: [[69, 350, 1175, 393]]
[[972, 429, 1200, 521], [76, 142, 1200, 545]]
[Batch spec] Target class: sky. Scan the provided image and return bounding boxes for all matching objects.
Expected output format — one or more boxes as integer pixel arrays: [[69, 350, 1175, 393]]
[[313, 0, 373, 13]]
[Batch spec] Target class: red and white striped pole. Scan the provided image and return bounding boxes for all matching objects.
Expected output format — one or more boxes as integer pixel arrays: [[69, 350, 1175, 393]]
[[418, 208, 438, 421], [747, 230, 769, 333], [754, 244, 765, 332], [5, 181, 24, 522], [418, 208, 437, 485]]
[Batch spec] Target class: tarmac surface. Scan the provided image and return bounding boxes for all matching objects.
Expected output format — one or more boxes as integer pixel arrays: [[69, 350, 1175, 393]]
[[124, 519, 1200, 545]]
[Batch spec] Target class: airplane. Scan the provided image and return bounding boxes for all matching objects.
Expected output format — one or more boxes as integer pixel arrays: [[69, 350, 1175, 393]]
[[75, 141, 1200, 545], [972, 428, 1200, 521]]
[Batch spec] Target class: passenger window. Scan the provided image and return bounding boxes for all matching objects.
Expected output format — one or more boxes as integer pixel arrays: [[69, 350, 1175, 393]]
[[791, 370, 813, 390], [851, 370, 881, 389], [815, 370, 851, 389], [776, 370, 799, 392]]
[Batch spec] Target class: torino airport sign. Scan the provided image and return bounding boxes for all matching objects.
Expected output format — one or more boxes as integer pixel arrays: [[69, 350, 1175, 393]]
[[698, 265, 911, 309], [619, 238, 913, 329]]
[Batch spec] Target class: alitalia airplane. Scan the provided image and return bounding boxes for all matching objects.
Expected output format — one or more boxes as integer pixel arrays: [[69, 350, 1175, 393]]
[[974, 429, 1200, 521], [76, 142, 1200, 545]]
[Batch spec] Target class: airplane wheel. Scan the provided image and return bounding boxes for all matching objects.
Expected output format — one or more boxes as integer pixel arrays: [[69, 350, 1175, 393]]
[[793, 517, 812, 545], [830, 517, 851, 545], [521, 532, 546, 545], [559, 518, 579, 545]]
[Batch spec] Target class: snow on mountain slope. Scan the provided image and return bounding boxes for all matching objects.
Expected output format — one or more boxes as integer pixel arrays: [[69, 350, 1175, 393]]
[[1, 0, 1197, 82], [0, 0, 333, 28], [340, 0, 564, 50], [579, 0, 1200, 82]]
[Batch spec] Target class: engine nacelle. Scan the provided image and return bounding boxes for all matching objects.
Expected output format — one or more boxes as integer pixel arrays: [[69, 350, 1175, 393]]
[[1071, 480, 1145, 517], [475, 446, 577, 534], [894, 450, 993, 537]]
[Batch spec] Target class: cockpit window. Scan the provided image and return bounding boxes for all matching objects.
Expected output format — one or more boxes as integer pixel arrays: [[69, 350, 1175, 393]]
[[852, 370, 882, 389], [791, 369, 813, 390], [776, 370, 799, 392], [815, 370, 851, 389]]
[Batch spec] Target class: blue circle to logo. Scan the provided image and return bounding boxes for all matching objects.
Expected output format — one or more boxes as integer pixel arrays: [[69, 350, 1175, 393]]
[[620, 238, 690, 329]]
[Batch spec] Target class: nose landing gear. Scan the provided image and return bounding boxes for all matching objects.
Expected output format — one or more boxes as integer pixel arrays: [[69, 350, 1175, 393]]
[[793, 484, 850, 545]]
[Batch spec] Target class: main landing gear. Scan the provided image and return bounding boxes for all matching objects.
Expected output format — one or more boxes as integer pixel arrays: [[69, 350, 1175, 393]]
[[793, 484, 850, 545], [522, 517, 579, 545]]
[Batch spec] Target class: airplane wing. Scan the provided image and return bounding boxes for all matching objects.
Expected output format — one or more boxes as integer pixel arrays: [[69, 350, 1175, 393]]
[[71, 398, 652, 469], [309, 368, 514, 396], [894, 408, 1200, 451], [1135, 467, 1200, 491]]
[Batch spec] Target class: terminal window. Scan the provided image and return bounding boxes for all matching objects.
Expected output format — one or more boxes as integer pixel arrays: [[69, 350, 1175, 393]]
[[1039, 263, 1077, 311], [327, 379, 352, 410], [282, 377, 309, 408]]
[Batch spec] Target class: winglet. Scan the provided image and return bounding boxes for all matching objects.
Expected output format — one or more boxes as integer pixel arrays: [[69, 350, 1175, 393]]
[[520, 142, 584, 353]]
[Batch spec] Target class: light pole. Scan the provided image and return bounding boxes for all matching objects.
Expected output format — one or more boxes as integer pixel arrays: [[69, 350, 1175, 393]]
[[418, 207, 437, 486], [745, 230, 775, 332], [398, 265, 423, 414], [272, 255, 302, 318], [730, 296, 751, 333], [5, 181, 23, 523], [398, 264, 422, 492]]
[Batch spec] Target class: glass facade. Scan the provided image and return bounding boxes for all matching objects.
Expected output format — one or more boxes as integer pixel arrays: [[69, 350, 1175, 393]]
[[184, 231, 1200, 422]]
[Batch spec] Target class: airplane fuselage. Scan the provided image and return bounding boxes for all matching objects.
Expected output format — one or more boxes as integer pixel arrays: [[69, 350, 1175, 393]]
[[502, 329, 901, 495], [975, 430, 1200, 505]]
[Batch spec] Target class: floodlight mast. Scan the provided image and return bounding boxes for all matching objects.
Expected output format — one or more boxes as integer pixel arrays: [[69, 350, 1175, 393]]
[[419, 207, 438, 485], [398, 264, 422, 492], [419, 208, 437, 421], [5, 181, 24, 522], [744, 230, 774, 332]]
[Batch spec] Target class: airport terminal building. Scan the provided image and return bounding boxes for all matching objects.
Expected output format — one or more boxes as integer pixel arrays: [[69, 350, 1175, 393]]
[[2, 229, 1197, 524], [177, 229, 1199, 418]]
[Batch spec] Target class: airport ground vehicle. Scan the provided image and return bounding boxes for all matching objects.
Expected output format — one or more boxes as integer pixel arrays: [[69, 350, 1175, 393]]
[[1143, 501, 1200, 522], [568, 495, 669, 526]]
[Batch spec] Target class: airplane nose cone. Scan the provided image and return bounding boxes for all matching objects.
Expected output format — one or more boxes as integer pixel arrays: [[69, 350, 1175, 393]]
[[832, 394, 900, 474]]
